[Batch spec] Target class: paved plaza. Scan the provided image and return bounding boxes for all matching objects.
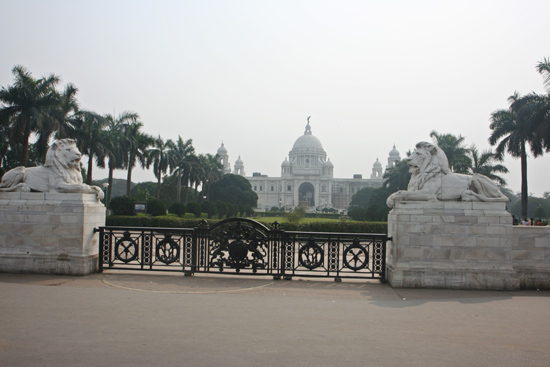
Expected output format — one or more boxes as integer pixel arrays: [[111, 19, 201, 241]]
[[0, 271, 548, 367]]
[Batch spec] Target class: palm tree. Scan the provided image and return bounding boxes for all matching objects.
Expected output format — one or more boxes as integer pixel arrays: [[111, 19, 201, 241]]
[[466, 145, 509, 186], [489, 92, 542, 219], [0, 65, 60, 166], [147, 136, 175, 199], [104, 112, 139, 207], [71, 110, 108, 184], [35, 83, 79, 156], [537, 57, 550, 91], [429, 131, 471, 173], [531, 58, 550, 150], [181, 154, 199, 204], [170, 136, 195, 203], [123, 122, 153, 196], [198, 153, 223, 200]]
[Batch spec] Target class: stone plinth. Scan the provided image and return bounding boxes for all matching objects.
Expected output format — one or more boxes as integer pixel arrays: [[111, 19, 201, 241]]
[[387, 201, 517, 290], [0, 192, 105, 275]]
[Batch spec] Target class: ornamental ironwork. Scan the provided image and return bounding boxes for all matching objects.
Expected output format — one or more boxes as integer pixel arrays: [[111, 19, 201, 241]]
[[96, 218, 388, 281], [156, 235, 180, 265], [209, 220, 269, 273], [298, 240, 324, 270]]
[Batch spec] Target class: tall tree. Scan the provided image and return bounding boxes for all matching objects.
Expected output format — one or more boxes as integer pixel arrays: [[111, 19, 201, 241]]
[[35, 83, 79, 156], [489, 92, 542, 219], [466, 145, 509, 186], [0, 65, 60, 166], [170, 136, 195, 203], [530, 58, 550, 150], [383, 159, 411, 193], [198, 153, 223, 200], [104, 112, 139, 208], [147, 136, 175, 199], [429, 131, 471, 173], [71, 110, 108, 184], [123, 121, 153, 196]]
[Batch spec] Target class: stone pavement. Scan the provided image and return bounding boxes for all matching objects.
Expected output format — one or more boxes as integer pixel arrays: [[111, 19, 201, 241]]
[[0, 271, 548, 367]]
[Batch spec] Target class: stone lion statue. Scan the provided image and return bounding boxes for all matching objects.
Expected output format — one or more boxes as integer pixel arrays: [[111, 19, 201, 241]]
[[0, 139, 104, 200], [386, 141, 508, 208]]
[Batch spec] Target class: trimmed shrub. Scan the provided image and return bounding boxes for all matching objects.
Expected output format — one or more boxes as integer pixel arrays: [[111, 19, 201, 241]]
[[147, 198, 166, 217], [201, 201, 218, 218], [186, 202, 201, 218], [215, 201, 228, 218], [109, 196, 135, 216], [168, 202, 186, 216], [286, 207, 306, 224]]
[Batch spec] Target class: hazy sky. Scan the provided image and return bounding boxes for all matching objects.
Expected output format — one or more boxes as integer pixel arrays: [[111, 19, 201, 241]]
[[1, 0, 549, 196]]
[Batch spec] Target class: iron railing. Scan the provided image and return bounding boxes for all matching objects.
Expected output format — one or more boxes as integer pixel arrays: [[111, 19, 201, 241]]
[[96, 218, 388, 281]]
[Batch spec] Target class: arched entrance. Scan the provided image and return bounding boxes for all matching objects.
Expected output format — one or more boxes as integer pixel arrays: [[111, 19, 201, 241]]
[[298, 182, 315, 207]]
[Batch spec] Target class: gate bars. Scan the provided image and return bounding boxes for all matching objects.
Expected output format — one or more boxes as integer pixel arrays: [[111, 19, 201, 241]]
[[96, 218, 388, 281]]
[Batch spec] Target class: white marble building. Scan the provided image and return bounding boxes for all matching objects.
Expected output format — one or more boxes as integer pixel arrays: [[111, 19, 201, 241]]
[[217, 121, 400, 211]]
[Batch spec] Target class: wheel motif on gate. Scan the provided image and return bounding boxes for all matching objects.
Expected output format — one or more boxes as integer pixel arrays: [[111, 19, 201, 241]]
[[115, 232, 138, 263], [156, 235, 180, 264], [343, 242, 369, 271], [299, 240, 324, 270]]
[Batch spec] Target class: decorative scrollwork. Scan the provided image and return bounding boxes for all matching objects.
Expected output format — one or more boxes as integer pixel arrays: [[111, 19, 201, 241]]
[[343, 242, 369, 271], [156, 235, 180, 264], [209, 220, 268, 272], [299, 240, 324, 270], [115, 232, 138, 263], [197, 219, 209, 229], [270, 221, 281, 230]]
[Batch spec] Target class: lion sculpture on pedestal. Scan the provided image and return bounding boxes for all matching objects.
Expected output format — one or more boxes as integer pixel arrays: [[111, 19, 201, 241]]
[[386, 141, 508, 208], [0, 139, 104, 200]]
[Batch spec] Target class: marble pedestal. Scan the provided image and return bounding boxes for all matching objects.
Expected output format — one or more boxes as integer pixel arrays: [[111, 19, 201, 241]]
[[386, 201, 517, 290], [0, 192, 105, 275]]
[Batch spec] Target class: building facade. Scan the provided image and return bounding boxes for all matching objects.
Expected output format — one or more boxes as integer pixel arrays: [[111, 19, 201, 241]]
[[218, 121, 400, 211]]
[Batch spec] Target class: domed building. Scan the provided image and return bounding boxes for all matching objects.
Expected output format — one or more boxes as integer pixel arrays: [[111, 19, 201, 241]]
[[218, 120, 400, 211]]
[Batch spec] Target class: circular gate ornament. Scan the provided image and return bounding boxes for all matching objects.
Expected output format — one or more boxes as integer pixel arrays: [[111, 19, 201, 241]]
[[299, 243, 324, 270], [343, 244, 369, 271], [115, 238, 139, 263], [156, 238, 180, 264]]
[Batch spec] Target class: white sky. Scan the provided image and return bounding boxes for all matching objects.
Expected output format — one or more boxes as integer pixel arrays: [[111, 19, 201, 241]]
[[1, 0, 549, 196]]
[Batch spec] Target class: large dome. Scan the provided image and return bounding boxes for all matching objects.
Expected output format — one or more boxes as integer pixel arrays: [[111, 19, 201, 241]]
[[290, 122, 325, 154]]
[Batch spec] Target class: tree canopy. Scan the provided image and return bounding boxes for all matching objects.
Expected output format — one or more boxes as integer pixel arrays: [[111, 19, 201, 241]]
[[210, 174, 258, 210]]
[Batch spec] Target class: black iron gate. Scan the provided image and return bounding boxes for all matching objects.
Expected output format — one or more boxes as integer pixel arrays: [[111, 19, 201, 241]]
[[96, 218, 388, 281]]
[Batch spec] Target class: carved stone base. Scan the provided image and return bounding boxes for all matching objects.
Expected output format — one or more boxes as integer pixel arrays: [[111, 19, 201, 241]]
[[0, 192, 105, 275], [387, 201, 519, 290]]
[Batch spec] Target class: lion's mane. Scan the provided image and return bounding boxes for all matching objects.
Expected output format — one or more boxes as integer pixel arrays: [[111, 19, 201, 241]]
[[44, 139, 83, 184], [408, 141, 450, 191]]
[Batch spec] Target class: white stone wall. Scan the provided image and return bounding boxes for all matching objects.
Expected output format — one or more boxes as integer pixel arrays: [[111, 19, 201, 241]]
[[511, 226, 550, 289], [0, 192, 105, 275], [387, 201, 550, 290]]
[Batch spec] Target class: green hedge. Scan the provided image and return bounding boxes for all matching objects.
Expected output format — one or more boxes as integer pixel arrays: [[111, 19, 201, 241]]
[[258, 212, 341, 220], [275, 221, 386, 233], [106, 216, 387, 233], [106, 215, 218, 228]]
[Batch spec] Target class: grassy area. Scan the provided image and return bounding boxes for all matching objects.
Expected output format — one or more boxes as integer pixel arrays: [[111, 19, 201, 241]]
[[250, 216, 358, 225]]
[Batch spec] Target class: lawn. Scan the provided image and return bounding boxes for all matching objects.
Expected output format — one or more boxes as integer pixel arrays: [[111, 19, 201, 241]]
[[249, 216, 359, 225]]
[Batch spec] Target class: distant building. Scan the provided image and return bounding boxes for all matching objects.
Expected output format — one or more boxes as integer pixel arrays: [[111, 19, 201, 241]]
[[218, 121, 400, 211]]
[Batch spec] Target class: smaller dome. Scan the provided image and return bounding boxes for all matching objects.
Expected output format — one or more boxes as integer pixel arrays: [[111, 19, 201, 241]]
[[281, 157, 290, 167], [235, 155, 243, 165], [373, 158, 382, 167], [217, 143, 227, 154], [324, 159, 333, 167], [389, 144, 399, 156]]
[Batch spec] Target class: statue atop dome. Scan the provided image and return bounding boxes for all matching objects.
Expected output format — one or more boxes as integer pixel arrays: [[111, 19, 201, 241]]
[[305, 116, 312, 135]]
